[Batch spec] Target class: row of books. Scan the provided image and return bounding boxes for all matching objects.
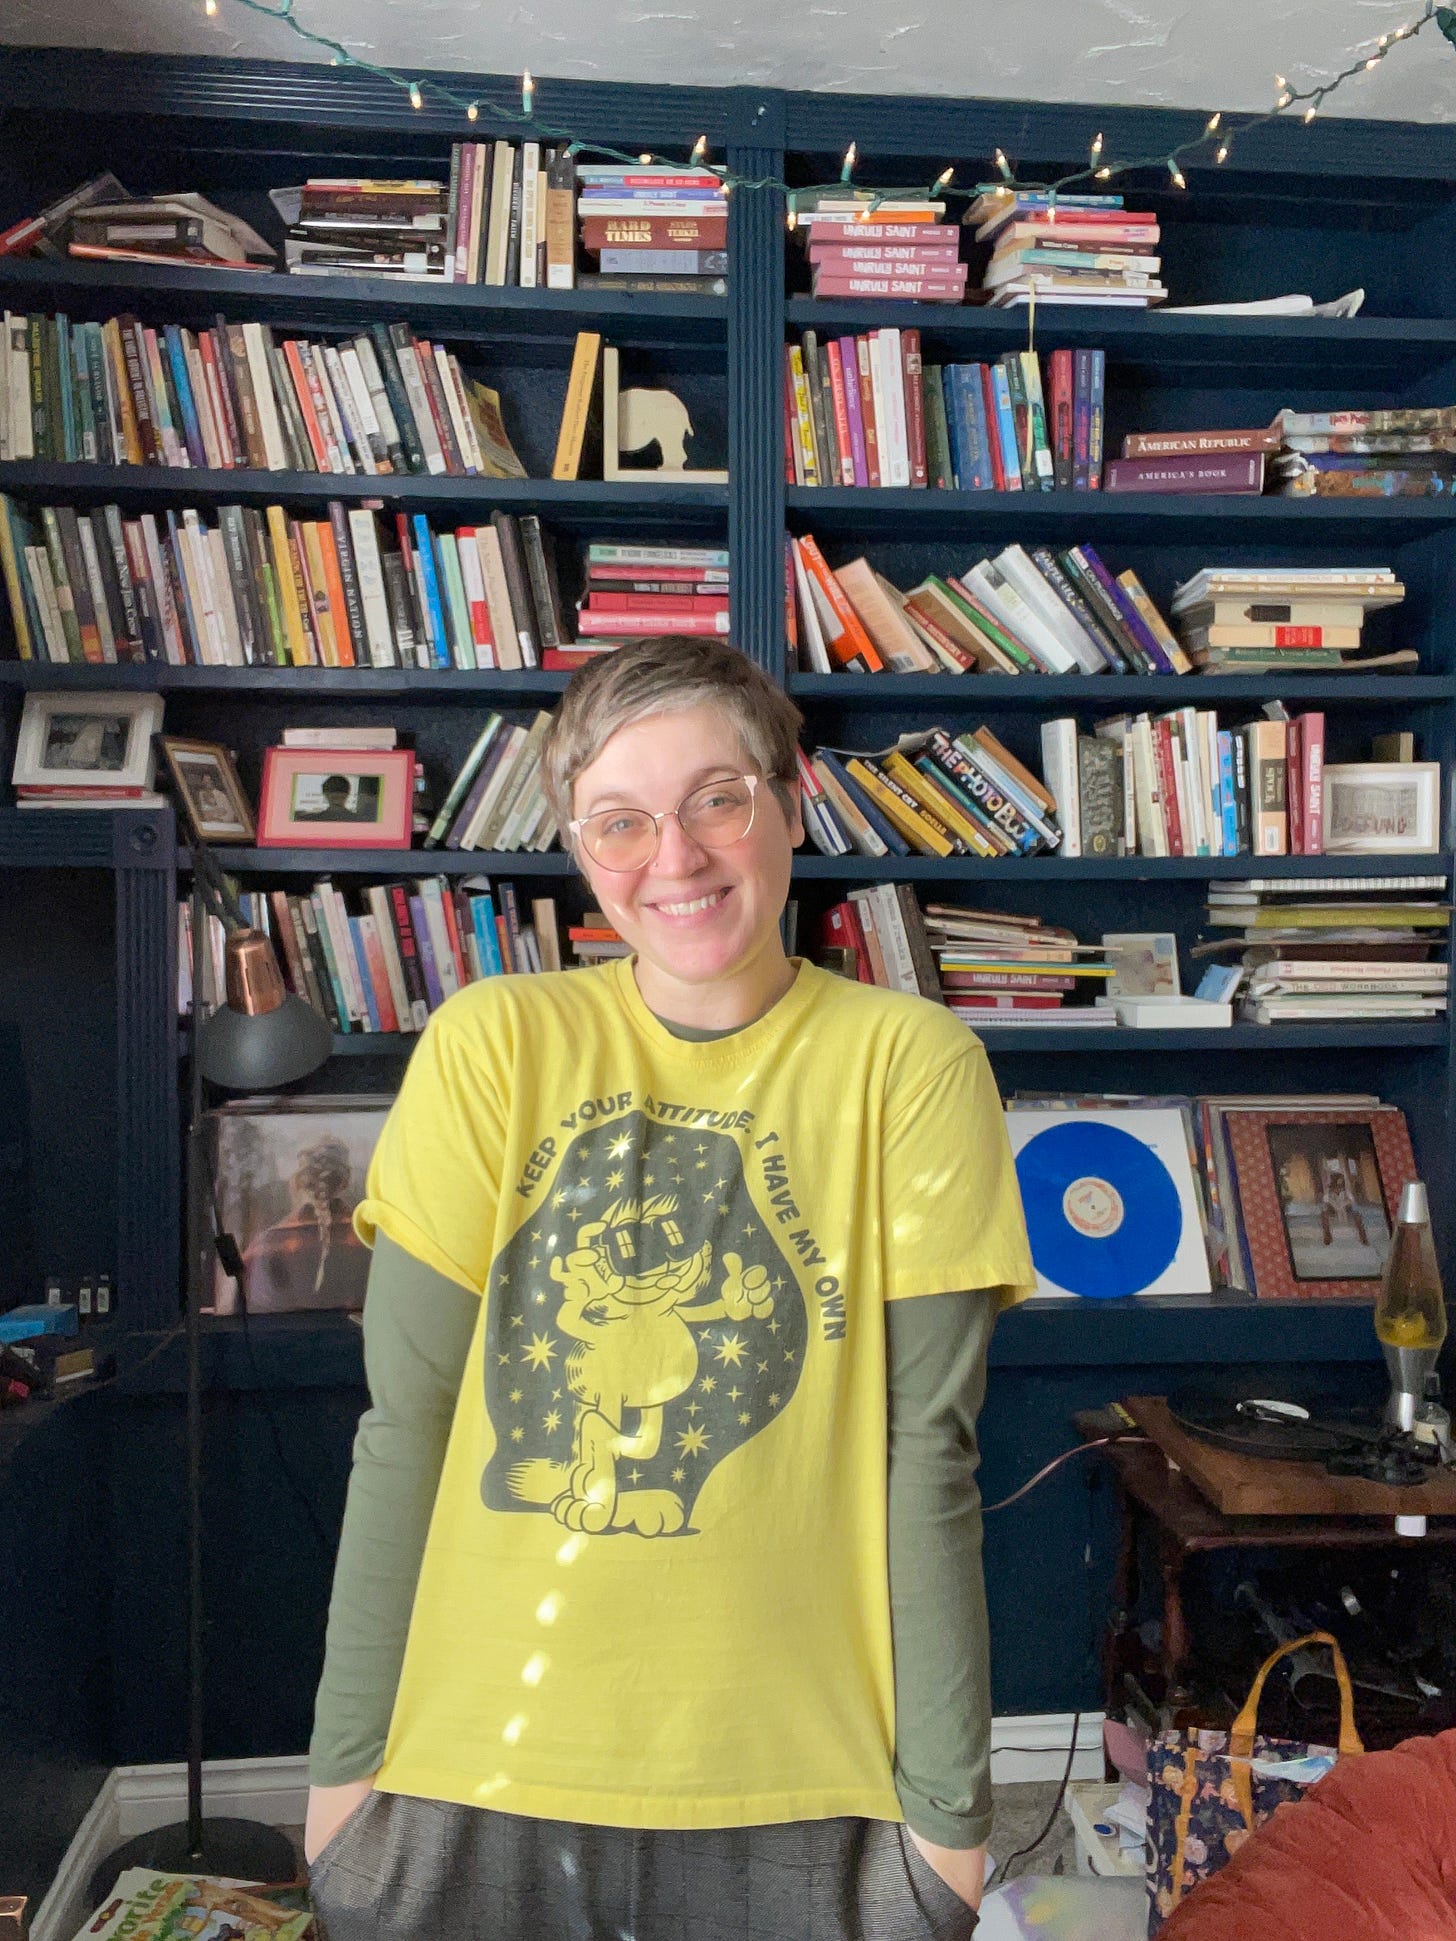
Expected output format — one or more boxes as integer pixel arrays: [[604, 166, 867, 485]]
[[970, 188, 1165, 308], [791, 187, 966, 302], [1199, 876, 1449, 1023], [423, 710, 560, 852], [789, 533, 1187, 676], [1038, 709, 1332, 860], [0, 309, 527, 480], [795, 724, 1061, 861], [1106, 405, 1456, 499], [0, 494, 573, 670], [181, 875, 567, 1033], [786, 336, 1106, 492], [1168, 565, 1407, 674]]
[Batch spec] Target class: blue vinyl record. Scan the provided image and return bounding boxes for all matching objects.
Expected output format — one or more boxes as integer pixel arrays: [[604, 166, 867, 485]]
[[1014, 1119, 1183, 1299]]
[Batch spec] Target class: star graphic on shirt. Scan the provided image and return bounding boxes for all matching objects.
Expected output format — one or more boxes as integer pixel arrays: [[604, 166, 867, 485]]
[[757, 1360, 770, 1375], [727, 1386, 743, 1403], [684, 1401, 701, 1417], [530, 1228, 543, 1243], [543, 1409, 562, 1434], [534, 1292, 547, 1305], [551, 1388, 562, 1401], [768, 1392, 781, 1409], [699, 1375, 717, 1394], [714, 1333, 747, 1368], [510, 1314, 524, 1328], [609, 1134, 632, 1158], [522, 1331, 558, 1371], [738, 1411, 752, 1427], [498, 1272, 510, 1288], [743, 1221, 758, 1238], [550, 1190, 568, 1210], [644, 1172, 656, 1187], [510, 1426, 524, 1443], [529, 1254, 541, 1270], [606, 1168, 625, 1190], [676, 1424, 710, 1458], [768, 1318, 780, 1335], [713, 1177, 727, 1193], [663, 1134, 676, 1146], [771, 1275, 787, 1294], [509, 1388, 523, 1404], [568, 1207, 583, 1223], [694, 1142, 708, 1155], [628, 1466, 641, 1484], [497, 1352, 511, 1366], [784, 1347, 797, 1364], [671, 1466, 686, 1484]]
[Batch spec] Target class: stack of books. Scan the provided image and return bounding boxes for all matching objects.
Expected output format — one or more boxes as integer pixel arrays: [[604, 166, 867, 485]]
[[797, 726, 1062, 860], [796, 188, 965, 302], [577, 163, 728, 293], [969, 188, 1165, 308], [1201, 875, 1450, 1023], [280, 176, 450, 281], [1273, 405, 1456, 498], [1043, 707, 1328, 859], [1169, 566, 1410, 674], [0, 494, 568, 671], [788, 534, 1187, 676], [420, 711, 560, 853], [787, 337, 1105, 491], [0, 171, 273, 269], [1104, 424, 1279, 496], [0, 309, 528, 480], [923, 904, 1116, 1026], [568, 913, 630, 963], [183, 874, 564, 1033], [568, 541, 730, 664]]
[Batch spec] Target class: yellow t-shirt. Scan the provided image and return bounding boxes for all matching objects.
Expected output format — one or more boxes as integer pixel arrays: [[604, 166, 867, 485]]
[[354, 955, 1035, 1829]]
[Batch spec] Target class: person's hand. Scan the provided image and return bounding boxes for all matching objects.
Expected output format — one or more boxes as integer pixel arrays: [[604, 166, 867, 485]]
[[304, 1775, 377, 1864], [906, 1829, 987, 1912]]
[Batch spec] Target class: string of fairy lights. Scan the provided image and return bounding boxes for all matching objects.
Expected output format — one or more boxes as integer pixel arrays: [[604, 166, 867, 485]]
[[210, 0, 1456, 218]]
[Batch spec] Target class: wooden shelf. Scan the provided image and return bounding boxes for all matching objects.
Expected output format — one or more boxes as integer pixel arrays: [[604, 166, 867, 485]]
[[0, 462, 729, 528], [971, 1022, 1447, 1052], [179, 843, 575, 876], [790, 673, 1456, 708], [0, 661, 571, 696], [792, 851, 1453, 881], [0, 255, 727, 345]]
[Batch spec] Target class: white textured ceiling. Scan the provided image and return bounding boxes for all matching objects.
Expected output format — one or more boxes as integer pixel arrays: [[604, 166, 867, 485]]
[[6, 0, 1456, 121]]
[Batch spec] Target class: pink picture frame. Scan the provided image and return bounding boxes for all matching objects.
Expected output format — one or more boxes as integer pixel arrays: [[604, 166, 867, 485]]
[[257, 746, 414, 849]]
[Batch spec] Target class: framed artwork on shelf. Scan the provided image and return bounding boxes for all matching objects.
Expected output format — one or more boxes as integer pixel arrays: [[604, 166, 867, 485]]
[[257, 747, 414, 849], [204, 1095, 394, 1314], [161, 736, 255, 844], [1323, 763, 1442, 854], [1222, 1106, 1418, 1300], [12, 691, 163, 792]]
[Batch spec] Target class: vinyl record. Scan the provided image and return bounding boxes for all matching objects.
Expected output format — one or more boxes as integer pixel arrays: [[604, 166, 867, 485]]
[[1169, 1389, 1386, 1462], [1014, 1119, 1183, 1299]]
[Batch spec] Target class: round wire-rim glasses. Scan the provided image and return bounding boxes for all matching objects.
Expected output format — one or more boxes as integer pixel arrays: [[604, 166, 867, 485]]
[[570, 773, 769, 871]]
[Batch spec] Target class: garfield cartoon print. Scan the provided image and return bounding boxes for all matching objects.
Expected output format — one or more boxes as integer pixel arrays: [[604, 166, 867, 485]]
[[482, 1108, 807, 1535]]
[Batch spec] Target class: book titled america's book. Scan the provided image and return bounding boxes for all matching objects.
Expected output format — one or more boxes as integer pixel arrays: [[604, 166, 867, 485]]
[[1103, 451, 1265, 494]]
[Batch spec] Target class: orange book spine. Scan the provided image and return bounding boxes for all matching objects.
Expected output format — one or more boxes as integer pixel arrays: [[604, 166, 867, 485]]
[[282, 340, 331, 471], [795, 534, 884, 672], [314, 518, 358, 667]]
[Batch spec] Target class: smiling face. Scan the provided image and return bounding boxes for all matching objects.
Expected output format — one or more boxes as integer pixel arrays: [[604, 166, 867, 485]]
[[569, 702, 804, 1027]]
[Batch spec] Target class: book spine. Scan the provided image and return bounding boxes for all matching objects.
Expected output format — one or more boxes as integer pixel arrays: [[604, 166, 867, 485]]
[[824, 339, 854, 486], [989, 363, 1021, 490], [1301, 712, 1325, 855], [1087, 348, 1105, 489], [1050, 348, 1074, 490], [369, 324, 426, 474], [902, 328, 926, 488]]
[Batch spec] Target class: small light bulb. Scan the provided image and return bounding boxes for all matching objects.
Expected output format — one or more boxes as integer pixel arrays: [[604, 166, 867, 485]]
[[204, 0, 217, 14], [1366, 54, 1381, 68], [786, 206, 798, 230], [692, 135, 708, 162], [1090, 130, 1104, 163], [1304, 105, 1317, 122], [466, 101, 479, 121], [408, 81, 423, 110], [1168, 159, 1186, 189], [994, 146, 1012, 179], [1215, 142, 1230, 164], [1205, 111, 1221, 133], [1095, 166, 1113, 181], [935, 166, 954, 190], [1277, 90, 1292, 108], [521, 69, 534, 113], [1275, 72, 1287, 88], [841, 141, 857, 180]]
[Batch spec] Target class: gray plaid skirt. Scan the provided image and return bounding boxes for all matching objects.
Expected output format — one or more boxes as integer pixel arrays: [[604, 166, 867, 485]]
[[308, 1791, 978, 1941]]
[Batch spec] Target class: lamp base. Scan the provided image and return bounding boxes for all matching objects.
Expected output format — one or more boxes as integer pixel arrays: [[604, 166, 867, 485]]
[[88, 1818, 300, 1904]]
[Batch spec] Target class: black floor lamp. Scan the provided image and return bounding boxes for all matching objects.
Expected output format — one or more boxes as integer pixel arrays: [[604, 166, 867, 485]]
[[90, 838, 332, 1896]]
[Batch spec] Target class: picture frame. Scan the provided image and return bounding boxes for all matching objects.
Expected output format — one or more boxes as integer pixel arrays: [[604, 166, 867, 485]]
[[161, 735, 255, 845], [12, 691, 163, 791], [1323, 762, 1442, 855], [1222, 1106, 1417, 1300], [257, 746, 414, 849], [1103, 932, 1181, 998], [204, 1094, 393, 1314]]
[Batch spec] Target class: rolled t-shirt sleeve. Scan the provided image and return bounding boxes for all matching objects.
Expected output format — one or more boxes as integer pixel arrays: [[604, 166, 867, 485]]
[[881, 1037, 1036, 1306], [353, 997, 510, 1294]]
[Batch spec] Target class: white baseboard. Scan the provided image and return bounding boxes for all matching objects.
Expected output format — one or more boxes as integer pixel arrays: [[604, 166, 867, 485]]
[[35, 1723, 1100, 1940], [990, 1711, 1105, 1785], [33, 1756, 309, 1941]]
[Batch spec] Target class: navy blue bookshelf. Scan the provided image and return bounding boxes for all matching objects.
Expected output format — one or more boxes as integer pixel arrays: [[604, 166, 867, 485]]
[[2, 49, 1455, 1806]]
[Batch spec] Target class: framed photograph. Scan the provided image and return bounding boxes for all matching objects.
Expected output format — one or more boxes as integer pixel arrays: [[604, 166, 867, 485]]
[[161, 736, 255, 844], [12, 691, 163, 790], [257, 746, 414, 849], [1223, 1106, 1417, 1300], [205, 1094, 394, 1314], [1103, 932, 1181, 998], [1323, 762, 1442, 855]]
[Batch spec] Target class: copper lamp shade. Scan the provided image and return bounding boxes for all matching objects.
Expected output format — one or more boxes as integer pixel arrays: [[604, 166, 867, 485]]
[[194, 927, 333, 1090]]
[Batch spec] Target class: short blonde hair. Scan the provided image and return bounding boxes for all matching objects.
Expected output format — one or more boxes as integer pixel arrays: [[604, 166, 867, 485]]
[[541, 636, 803, 830]]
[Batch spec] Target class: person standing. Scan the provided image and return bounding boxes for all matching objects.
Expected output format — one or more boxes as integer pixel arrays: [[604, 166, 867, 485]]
[[305, 637, 1034, 1938]]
